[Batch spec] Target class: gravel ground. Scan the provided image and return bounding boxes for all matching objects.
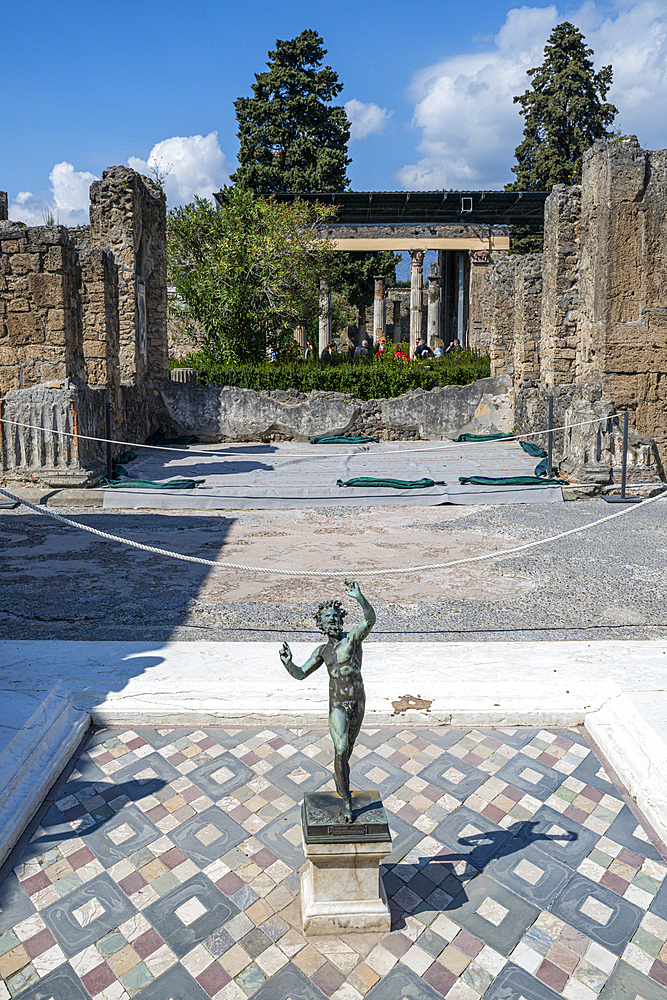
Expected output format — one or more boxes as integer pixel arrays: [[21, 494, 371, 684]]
[[1, 499, 665, 642]]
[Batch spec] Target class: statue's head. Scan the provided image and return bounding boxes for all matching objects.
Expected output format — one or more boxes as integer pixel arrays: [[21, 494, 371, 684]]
[[314, 599, 347, 637]]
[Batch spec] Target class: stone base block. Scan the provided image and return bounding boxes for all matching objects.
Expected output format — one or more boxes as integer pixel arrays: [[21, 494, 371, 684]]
[[301, 838, 392, 935]]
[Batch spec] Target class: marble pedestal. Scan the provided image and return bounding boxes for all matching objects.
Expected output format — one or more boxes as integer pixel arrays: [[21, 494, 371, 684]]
[[300, 791, 392, 935]]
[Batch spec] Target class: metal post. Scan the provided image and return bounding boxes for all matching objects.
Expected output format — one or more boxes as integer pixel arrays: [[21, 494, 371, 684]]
[[457, 252, 465, 345], [547, 395, 553, 478], [105, 395, 112, 481], [621, 410, 629, 499]]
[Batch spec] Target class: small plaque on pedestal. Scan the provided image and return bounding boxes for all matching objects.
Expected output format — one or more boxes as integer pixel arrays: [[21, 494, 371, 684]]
[[302, 790, 390, 843]]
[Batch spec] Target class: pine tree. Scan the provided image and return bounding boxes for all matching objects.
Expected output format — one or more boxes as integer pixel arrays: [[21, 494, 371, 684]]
[[231, 29, 351, 194], [509, 22, 617, 191]]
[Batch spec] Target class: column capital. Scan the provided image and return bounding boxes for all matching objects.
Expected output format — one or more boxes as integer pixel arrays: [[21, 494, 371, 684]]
[[409, 249, 426, 266]]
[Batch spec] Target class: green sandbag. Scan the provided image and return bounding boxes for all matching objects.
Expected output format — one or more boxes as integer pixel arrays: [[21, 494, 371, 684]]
[[452, 432, 514, 442], [520, 441, 547, 458], [309, 435, 379, 444], [115, 450, 137, 464], [337, 477, 445, 489], [459, 475, 567, 486], [102, 478, 205, 490]]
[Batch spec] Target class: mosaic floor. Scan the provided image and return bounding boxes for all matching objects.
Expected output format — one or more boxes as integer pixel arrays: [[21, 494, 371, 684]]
[[2, 726, 667, 1000]]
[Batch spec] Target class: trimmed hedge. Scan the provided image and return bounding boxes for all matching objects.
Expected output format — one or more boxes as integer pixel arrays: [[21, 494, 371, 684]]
[[169, 349, 491, 401]]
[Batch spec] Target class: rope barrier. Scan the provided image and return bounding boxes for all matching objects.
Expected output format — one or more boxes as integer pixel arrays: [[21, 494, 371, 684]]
[[0, 412, 611, 462], [1, 485, 664, 579]]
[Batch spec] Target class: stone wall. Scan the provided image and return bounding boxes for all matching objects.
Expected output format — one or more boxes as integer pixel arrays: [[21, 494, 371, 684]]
[[89, 167, 167, 384], [0, 384, 107, 486], [468, 251, 505, 355], [578, 139, 667, 461], [0, 224, 84, 393], [157, 376, 512, 443], [540, 185, 581, 388]]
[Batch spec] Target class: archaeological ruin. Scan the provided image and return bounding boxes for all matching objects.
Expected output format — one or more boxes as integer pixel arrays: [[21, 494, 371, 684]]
[[0, 137, 665, 489]]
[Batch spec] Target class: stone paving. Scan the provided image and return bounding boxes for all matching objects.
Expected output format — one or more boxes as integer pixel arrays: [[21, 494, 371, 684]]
[[2, 726, 667, 999]]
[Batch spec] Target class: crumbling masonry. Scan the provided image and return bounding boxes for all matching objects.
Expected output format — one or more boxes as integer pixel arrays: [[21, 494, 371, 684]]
[[0, 167, 167, 485], [469, 138, 667, 485]]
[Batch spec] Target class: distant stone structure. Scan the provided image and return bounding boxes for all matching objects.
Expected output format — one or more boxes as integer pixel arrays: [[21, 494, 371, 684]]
[[0, 167, 167, 485], [2, 142, 666, 488]]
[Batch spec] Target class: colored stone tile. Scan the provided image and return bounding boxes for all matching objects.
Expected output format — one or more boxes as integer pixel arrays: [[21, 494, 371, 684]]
[[550, 873, 643, 955], [141, 872, 239, 960]]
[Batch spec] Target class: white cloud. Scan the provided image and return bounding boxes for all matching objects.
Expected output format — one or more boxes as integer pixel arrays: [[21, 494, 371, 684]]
[[128, 132, 230, 206], [9, 162, 97, 226], [345, 99, 393, 141], [398, 2, 667, 191]]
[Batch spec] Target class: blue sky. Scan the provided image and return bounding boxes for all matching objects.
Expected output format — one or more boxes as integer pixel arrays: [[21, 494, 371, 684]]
[[2, 0, 666, 226]]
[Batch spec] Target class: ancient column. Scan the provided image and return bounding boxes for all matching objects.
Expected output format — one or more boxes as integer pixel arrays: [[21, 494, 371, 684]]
[[409, 250, 425, 356], [373, 276, 386, 344], [427, 262, 440, 347], [294, 324, 307, 350], [319, 278, 332, 354], [457, 251, 465, 345]]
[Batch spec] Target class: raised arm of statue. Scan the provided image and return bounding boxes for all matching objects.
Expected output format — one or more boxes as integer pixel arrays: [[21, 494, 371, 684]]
[[343, 579, 376, 641]]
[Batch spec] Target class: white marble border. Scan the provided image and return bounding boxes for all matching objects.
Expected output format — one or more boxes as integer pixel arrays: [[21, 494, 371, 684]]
[[0, 681, 90, 868]]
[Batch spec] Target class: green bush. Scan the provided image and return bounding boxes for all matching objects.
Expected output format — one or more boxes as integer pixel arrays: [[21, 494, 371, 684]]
[[169, 349, 491, 400]]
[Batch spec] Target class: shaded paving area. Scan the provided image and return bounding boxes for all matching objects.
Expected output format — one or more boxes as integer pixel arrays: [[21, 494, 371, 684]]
[[2, 500, 667, 641], [2, 726, 667, 998]]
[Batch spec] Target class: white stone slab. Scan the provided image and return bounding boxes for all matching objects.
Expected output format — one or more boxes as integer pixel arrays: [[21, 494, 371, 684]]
[[0, 680, 89, 867], [302, 839, 392, 935]]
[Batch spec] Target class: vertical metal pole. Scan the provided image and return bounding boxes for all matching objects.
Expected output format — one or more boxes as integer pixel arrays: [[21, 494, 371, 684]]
[[105, 395, 112, 481], [621, 410, 629, 499], [547, 395, 553, 478], [457, 252, 465, 345]]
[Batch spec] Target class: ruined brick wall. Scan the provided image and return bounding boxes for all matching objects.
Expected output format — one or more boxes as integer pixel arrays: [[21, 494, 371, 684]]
[[0, 225, 84, 393], [513, 254, 542, 387], [489, 256, 520, 378], [0, 193, 7, 222], [89, 166, 167, 384], [468, 251, 506, 354], [540, 185, 581, 389], [68, 225, 91, 251], [579, 138, 667, 465], [78, 249, 123, 437]]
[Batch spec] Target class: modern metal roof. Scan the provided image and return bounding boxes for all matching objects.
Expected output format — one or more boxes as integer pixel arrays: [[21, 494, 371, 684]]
[[267, 190, 548, 225]]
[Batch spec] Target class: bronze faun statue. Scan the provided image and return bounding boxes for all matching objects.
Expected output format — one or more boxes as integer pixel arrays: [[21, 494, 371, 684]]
[[280, 580, 376, 823]]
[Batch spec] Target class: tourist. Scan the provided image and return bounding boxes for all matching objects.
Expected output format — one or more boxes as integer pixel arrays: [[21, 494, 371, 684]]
[[354, 340, 370, 360], [445, 338, 462, 354], [433, 345, 443, 358], [413, 338, 433, 360], [375, 337, 387, 356], [320, 343, 333, 364], [268, 343, 280, 362], [304, 338, 315, 361]]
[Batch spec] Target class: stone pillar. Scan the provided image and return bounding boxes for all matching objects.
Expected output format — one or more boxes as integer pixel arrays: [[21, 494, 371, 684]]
[[89, 166, 167, 384], [540, 184, 581, 389], [427, 263, 440, 347], [409, 250, 425, 356], [373, 276, 386, 344], [294, 324, 307, 350], [0, 192, 7, 221], [319, 278, 332, 354], [457, 251, 465, 345]]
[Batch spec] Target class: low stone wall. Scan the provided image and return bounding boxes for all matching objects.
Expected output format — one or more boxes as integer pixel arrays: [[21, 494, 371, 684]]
[[157, 376, 513, 442], [0, 383, 108, 486]]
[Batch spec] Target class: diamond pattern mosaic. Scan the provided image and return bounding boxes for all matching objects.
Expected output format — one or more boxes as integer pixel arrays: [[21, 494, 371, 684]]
[[2, 726, 667, 1000]]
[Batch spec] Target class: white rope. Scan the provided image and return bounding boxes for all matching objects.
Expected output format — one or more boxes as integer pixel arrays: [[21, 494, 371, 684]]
[[1, 485, 664, 578], [0, 412, 609, 462]]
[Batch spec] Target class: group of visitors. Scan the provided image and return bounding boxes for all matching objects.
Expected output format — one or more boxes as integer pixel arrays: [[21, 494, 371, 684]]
[[279, 336, 463, 363]]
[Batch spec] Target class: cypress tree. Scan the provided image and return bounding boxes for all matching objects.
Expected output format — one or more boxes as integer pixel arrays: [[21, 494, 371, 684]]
[[231, 29, 351, 194], [509, 21, 617, 190]]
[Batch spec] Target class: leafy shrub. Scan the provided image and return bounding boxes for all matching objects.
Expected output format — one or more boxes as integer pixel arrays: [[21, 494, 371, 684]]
[[169, 349, 491, 400]]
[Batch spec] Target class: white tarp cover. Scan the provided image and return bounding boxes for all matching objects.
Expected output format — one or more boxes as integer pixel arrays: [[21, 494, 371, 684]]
[[102, 440, 564, 509]]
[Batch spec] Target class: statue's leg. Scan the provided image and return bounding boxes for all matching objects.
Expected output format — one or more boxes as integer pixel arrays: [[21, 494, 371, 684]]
[[345, 697, 366, 763], [329, 705, 353, 822]]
